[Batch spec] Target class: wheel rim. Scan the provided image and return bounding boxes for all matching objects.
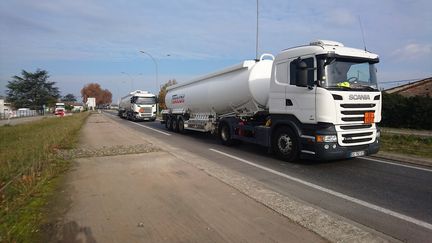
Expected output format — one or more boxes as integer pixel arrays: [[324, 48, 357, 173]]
[[277, 134, 292, 154]]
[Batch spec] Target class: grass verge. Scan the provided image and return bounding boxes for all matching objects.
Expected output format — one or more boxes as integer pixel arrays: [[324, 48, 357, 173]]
[[380, 133, 432, 159], [0, 112, 89, 242]]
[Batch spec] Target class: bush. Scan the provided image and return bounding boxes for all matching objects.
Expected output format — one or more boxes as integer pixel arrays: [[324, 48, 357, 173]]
[[381, 93, 432, 130]]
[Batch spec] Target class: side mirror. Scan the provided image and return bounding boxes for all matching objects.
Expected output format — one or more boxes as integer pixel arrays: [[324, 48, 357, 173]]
[[296, 61, 308, 87]]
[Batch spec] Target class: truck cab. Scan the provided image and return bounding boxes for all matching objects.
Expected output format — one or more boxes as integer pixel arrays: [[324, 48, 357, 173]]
[[119, 90, 157, 121], [54, 102, 66, 116], [269, 40, 381, 160]]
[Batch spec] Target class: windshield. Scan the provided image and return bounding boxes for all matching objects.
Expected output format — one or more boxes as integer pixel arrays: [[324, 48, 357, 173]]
[[136, 97, 156, 105], [323, 60, 378, 91]]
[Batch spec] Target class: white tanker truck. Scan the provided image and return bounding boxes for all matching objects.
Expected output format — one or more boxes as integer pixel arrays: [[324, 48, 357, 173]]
[[118, 90, 157, 121], [162, 40, 382, 161]]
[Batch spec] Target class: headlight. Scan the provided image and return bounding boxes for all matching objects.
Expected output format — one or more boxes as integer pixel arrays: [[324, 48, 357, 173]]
[[316, 135, 337, 143]]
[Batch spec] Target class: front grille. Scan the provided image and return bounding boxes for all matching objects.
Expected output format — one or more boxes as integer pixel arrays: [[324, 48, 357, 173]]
[[342, 117, 364, 122], [342, 132, 373, 138], [336, 99, 379, 146], [341, 110, 374, 115], [340, 124, 372, 130], [341, 104, 375, 108], [140, 107, 152, 113], [339, 103, 376, 125], [338, 129, 375, 146], [343, 137, 373, 144]]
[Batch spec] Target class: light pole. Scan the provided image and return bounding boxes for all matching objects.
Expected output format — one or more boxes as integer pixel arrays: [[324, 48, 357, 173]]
[[139, 50, 159, 116], [256, 0, 259, 60], [121, 72, 134, 91], [139, 51, 159, 93]]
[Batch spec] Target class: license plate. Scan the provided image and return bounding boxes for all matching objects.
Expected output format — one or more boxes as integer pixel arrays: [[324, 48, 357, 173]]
[[350, 151, 365, 157]]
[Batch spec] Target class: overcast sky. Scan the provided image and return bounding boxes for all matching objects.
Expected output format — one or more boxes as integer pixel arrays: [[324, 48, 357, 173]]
[[1, 0, 431, 102]]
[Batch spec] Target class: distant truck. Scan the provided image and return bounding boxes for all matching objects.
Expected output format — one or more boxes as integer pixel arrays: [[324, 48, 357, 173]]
[[162, 40, 382, 161], [118, 90, 157, 121], [54, 103, 65, 116]]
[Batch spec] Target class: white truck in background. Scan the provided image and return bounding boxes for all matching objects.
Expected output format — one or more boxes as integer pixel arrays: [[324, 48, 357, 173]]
[[118, 90, 157, 121], [162, 40, 382, 161], [54, 102, 65, 115]]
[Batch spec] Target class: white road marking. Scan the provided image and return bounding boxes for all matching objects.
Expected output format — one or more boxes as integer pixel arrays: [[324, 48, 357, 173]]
[[103, 111, 171, 136], [209, 148, 432, 230], [130, 121, 171, 136], [362, 156, 432, 173]]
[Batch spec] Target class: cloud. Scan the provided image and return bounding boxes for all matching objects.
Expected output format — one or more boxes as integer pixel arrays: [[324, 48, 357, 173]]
[[326, 9, 357, 27], [392, 43, 432, 60]]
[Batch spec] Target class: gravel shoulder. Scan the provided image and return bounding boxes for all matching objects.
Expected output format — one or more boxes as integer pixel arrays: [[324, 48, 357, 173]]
[[44, 114, 326, 243]]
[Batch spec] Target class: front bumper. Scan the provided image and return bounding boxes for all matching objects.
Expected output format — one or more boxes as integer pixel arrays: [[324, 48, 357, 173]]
[[301, 139, 380, 161], [299, 123, 380, 161], [135, 113, 156, 120]]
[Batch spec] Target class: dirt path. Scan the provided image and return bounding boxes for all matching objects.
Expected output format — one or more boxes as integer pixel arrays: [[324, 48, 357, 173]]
[[44, 114, 325, 242]]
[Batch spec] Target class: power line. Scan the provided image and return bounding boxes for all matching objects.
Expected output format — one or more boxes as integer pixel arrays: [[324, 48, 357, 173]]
[[379, 78, 425, 84]]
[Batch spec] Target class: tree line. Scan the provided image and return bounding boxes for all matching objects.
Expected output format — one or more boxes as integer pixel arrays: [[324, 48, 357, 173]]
[[5, 69, 112, 110]]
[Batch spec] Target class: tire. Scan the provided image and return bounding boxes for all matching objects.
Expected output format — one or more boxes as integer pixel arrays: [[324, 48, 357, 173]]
[[178, 117, 185, 133], [219, 123, 234, 146], [272, 127, 299, 162], [172, 117, 179, 132], [166, 116, 173, 130]]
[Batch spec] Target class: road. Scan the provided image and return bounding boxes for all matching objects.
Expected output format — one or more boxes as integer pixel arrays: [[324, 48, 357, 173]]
[[103, 111, 432, 242]]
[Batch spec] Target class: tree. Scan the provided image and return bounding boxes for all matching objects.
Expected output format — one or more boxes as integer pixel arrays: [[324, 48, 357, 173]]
[[80, 83, 112, 106], [158, 79, 177, 110], [6, 69, 60, 109], [62, 93, 77, 102]]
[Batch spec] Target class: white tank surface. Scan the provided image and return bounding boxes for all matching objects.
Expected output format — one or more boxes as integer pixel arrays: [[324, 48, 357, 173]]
[[166, 54, 274, 115]]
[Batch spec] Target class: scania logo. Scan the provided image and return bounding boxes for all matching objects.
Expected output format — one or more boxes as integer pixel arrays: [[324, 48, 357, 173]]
[[349, 94, 370, 100]]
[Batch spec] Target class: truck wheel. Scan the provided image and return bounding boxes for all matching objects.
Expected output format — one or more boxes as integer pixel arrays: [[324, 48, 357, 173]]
[[178, 117, 185, 133], [219, 123, 235, 146], [166, 116, 172, 130], [172, 117, 179, 132], [272, 127, 299, 162]]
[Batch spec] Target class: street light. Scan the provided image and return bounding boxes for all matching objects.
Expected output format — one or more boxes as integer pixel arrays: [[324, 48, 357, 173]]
[[139, 50, 159, 116], [139, 51, 159, 92], [121, 72, 134, 90]]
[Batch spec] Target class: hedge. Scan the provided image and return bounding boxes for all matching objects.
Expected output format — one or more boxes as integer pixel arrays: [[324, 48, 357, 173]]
[[381, 93, 432, 130]]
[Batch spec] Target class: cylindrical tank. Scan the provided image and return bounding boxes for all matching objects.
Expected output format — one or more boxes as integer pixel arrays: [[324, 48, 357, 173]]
[[166, 56, 274, 115]]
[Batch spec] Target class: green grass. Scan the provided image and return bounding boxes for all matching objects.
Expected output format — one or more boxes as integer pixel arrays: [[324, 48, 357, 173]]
[[0, 112, 89, 242], [380, 133, 432, 159]]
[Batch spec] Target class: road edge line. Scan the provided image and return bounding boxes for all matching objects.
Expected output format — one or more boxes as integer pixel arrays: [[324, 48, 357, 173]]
[[209, 148, 432, 231]]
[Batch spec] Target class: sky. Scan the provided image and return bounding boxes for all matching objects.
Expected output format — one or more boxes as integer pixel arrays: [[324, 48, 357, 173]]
[[1, 0, 431, 103]]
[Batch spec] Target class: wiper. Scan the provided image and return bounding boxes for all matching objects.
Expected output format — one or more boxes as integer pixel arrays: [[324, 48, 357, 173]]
[[326, 85, 352, 91], [351, 84, 378, 91], [360, 86, 376, 91]]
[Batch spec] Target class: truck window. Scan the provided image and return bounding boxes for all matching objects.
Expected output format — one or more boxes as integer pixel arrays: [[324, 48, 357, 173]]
[[276, 63, 289, 84], [290, 57, 315, 85], [136, 97, 156, 104]]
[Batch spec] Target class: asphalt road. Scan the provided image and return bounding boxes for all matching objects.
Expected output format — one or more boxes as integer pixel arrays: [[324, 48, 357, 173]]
[[103, 111, 432, 242]]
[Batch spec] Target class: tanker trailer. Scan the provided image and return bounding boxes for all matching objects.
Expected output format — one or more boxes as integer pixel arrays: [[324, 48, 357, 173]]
[[162, 40, 382, 162], [118, 90, 157, 121]]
